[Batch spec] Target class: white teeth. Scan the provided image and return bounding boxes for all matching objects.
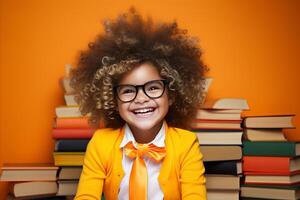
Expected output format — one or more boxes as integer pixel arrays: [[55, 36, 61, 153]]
[[133, 108, 154, 114]]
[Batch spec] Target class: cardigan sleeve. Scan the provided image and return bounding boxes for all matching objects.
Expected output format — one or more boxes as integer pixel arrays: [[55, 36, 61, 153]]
[[75, 133, 106, 200], [180, 134, 207, 199]]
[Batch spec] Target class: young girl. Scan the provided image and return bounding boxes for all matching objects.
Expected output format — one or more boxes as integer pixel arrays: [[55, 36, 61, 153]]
[[71, 8, 207, 200]]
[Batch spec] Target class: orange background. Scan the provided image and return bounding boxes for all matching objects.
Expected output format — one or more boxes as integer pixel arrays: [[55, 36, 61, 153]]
[[1, 0, 300, 197]]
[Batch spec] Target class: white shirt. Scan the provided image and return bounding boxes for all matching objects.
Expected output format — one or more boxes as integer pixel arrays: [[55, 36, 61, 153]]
[[118, 123, 165, 200]]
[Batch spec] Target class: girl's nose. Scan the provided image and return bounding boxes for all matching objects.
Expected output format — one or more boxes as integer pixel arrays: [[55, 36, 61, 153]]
[[134, 88, 149, 103]]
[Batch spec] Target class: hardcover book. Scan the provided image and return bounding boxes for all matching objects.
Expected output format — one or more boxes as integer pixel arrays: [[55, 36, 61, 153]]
[[60, 64, 75, 95], [64, 94, 78, 106], [243, 128, 287, 141], [191, 119, 242, 130], [199, 77, 213, 105], [207, 190, 239, 200], [243, 141, 300, 157], [241, 185, 300, 200], [244, 173, 300, 185], [53, 152, 85, 166], [57, 180, 78, 196], [204, 160, 242, 175], [195, 109, 241, 120], [201, 146, 242, 161], [0, 164, 58, 181], [55, 106, 88, 118], [206, 174, 240, 190], [202, 98, 249, 110], [243, 115, 295, 129], [58, 167, 82, 180], [243, 156, 300, 175], [52, 128, 96, 139], [54, 117, 99, 129], [9, 181, 58, 198], [195, 131, 243, 145], [54, 139, 89, 152]]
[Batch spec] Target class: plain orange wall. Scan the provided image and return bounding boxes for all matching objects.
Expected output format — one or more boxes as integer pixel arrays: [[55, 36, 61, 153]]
[[1, 0, 300, 197]]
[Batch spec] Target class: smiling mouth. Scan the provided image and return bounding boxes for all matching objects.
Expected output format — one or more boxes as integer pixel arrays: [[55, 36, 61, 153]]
[[132, 107, 155, 115]]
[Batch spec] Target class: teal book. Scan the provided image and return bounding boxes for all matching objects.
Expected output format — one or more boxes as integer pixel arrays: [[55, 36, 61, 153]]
[[243, 141, 300, 157]]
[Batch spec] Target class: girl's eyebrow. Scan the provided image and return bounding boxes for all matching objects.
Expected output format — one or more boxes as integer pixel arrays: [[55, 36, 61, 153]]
[[117, 79, 163, 86]]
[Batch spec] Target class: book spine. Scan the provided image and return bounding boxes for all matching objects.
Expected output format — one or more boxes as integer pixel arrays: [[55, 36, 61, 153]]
[[243, 156, 290, 174], [204, 161, 240, 175], [52, 128, 95, 139], [243, 142, 296, 156], [53, 153, 84, 166], [55, 140, 89, 152], [55, 118, 91, 129]]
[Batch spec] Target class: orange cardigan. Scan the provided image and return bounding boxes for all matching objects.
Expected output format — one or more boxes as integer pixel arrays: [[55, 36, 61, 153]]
[[75, 124, 207, 200]]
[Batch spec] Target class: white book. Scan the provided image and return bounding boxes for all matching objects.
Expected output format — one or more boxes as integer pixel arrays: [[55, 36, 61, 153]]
[[64, 94, 78, 106], [196, 131, 243, 145], [196, 109, 241, 120], [202, 98, 249, 110], [207, 190, 239, 200], [55, 106, 90, 118], [57, 180, 78, 196]]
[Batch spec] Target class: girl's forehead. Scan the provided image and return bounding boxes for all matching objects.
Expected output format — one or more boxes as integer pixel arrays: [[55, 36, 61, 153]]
[[118, 62, 162, 85]]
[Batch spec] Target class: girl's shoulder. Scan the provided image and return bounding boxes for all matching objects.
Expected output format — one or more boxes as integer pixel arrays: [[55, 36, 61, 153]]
[[90, 128, 123, 147], [168, 126, 198, 147], [167, 127, 200, 160], [169, 127, 196, 140]]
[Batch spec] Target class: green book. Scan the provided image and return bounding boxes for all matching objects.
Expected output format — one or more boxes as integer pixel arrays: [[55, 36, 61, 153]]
[[243, 141, 300, 156]]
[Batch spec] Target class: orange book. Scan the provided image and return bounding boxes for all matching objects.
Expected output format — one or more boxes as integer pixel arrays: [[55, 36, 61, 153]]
[[243, 156, 300, 175], [54, 117, 104, 129], [55, 117, 90, 129]]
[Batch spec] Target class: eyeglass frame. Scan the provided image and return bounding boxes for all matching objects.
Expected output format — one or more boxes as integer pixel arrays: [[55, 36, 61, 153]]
[[114, 79, 169, 103]]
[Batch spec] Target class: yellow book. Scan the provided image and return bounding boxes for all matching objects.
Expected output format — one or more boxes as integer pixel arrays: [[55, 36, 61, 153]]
[[53, 152, 85, 166]]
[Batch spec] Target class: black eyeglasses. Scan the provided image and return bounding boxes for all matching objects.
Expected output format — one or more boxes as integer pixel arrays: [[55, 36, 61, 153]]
[[115, 80, 168, 103]]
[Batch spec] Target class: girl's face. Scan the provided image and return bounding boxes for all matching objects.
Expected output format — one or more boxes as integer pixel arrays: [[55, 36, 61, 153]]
[[116, 62, 171, 139]]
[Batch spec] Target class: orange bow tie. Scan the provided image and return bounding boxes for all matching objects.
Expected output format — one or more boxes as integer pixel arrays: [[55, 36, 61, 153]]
[[124, 141, 166, 200]]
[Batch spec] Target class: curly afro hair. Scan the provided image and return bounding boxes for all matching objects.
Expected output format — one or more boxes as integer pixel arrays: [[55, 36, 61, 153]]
[[70, 8, 208, 130]]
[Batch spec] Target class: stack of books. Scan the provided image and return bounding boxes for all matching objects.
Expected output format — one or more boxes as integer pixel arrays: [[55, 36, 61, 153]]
[[241, 114, 300, 200], [193, 98, 249, 200], [0, 164, 59, 199], [56, 167, 83, 196], [52, 65, 99, 197]]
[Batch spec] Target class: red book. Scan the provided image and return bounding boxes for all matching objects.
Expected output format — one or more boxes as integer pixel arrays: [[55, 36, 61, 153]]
[[52, 128, 96, 139], [243, 156, 300, 175]]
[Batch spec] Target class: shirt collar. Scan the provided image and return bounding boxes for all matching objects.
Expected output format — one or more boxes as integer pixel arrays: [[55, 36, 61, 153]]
[[120, 122, 166, 148]]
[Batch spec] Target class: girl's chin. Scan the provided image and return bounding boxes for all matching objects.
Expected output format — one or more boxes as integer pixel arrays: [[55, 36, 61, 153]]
[[128, 121, 163, 133]]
